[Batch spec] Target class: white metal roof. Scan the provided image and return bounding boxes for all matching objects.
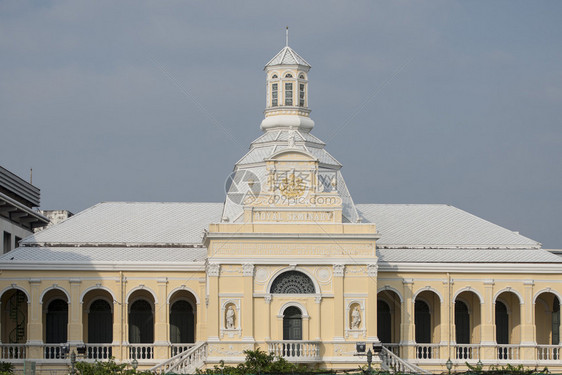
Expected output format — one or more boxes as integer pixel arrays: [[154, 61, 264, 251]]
[[357, 204, 540, 249], [0, 246, 207, 264], [265, 46, 310, 68], [21, 202, 223, 246]]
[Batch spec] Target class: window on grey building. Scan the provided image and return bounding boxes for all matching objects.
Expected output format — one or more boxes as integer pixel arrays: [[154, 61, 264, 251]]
[[3, 232, 11, 254]]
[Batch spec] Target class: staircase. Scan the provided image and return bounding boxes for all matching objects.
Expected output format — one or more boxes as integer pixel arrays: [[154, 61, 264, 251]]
[[379, 346, 431, 374], [150, 342, 207, 374]]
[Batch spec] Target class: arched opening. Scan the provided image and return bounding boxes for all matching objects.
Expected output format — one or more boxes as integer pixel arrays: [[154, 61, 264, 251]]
[[453, 290, 482, 360], [170, 301, 194, 344], [82, 289, 114, 358], [1, 289, 28, 344], [377, 288, 402, 354], [129, 300, 154, 344], [168, 289, 197, 356], [535, 292, 560, 360], [378, 300, 391, 344], [1, 289, 28, 359], [42, 289, 69, 359], [46, 299, 68, 344], [270, 271, 315, 294], [495, 301, 509, 358], [455, 301, 470, 344], [86, 299, 112, 359], [415, 300, 431, 344], [415, 290, 441, 359], [495, 290, 521, 360], [283, 306, 302, 341]]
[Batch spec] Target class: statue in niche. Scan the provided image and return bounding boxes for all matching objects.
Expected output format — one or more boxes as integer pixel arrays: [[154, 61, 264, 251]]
[[351, 306, 361, 329], [226, 305, 235, 329]]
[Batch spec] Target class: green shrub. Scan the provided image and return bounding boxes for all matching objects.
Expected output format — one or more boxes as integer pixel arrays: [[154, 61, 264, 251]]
[[197, 348, 334, 375], [0, 362, 14, 375], [73, 359, 151, 375]]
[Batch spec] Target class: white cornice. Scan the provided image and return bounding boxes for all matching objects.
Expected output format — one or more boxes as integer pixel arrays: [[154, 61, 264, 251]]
[[205, 232, 379, 240]]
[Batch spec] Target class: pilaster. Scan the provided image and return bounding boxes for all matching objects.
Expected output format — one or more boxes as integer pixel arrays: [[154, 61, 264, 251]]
[[481, 280, 496, 361], [264, 295, 272, 340], [366, 264, 378, 342], [242, 263, 255, 341], [520, 280, 536, 360], [27, 279, 43, 359], [154, 278, 169, 359], [68, 279, 83, 344], [207, 263, 220, 341], [440, 278, 452, 361], [401, 279, 415, 359], [333, 264, 345, 341], [315, 296, 322, 340]]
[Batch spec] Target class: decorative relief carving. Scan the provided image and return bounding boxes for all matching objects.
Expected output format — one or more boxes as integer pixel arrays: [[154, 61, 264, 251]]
[[207, 263, 220, 277], [345, 266, 366, 274], [316, 267, 332, 282], [264, 294, 272, 304], [221, 265, 241, 274], [242, 264, 255, 277], [208, 344, 243, 356], [334, 343, 355, 356], [333, 264, 345, 277], [254, 267, 270, 283]]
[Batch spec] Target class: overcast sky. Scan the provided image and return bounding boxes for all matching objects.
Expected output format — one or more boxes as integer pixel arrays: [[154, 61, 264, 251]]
[[1, 1, 561, 248]]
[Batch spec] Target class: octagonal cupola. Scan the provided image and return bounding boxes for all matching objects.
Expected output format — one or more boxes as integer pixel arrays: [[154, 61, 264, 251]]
[[261, 32, 314, 132]]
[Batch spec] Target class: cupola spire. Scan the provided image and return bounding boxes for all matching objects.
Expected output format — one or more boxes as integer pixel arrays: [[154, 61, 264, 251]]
[[261, 32, 314, 132]]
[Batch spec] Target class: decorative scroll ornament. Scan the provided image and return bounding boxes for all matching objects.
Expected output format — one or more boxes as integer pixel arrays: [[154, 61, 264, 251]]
[[271, 271, 315, 294], [207, 263, 220, 277], [242, 263, 255, 277], [333, 264, 345, 277], [367, 264, 378, 277]]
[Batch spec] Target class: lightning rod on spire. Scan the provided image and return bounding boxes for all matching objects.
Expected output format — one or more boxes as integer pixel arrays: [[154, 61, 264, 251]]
[[285, 26, 289, 46]]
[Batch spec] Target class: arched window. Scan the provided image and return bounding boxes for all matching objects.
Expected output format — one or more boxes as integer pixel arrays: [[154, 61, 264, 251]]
[[377, 300, 391, 343], [283, 306, 302, 340], [271, 271, 315, 294], [272, 74, 278, 79], [88, 300, 112, 344], [285, 73, 293, 78], [170, 300, 194, 344], [455, 300, 470, 344], [129, 300, 153, 344], [299, 74, 305, 79], [46, 299, 68, 344]]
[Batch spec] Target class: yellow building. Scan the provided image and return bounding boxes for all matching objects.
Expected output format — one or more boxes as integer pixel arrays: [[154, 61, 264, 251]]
[[1, 42, 562, 374]]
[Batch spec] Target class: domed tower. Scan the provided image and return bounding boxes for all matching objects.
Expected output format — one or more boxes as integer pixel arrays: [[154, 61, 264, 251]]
[[221, 38, 359, 224], [261, 39, 314, 132]]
